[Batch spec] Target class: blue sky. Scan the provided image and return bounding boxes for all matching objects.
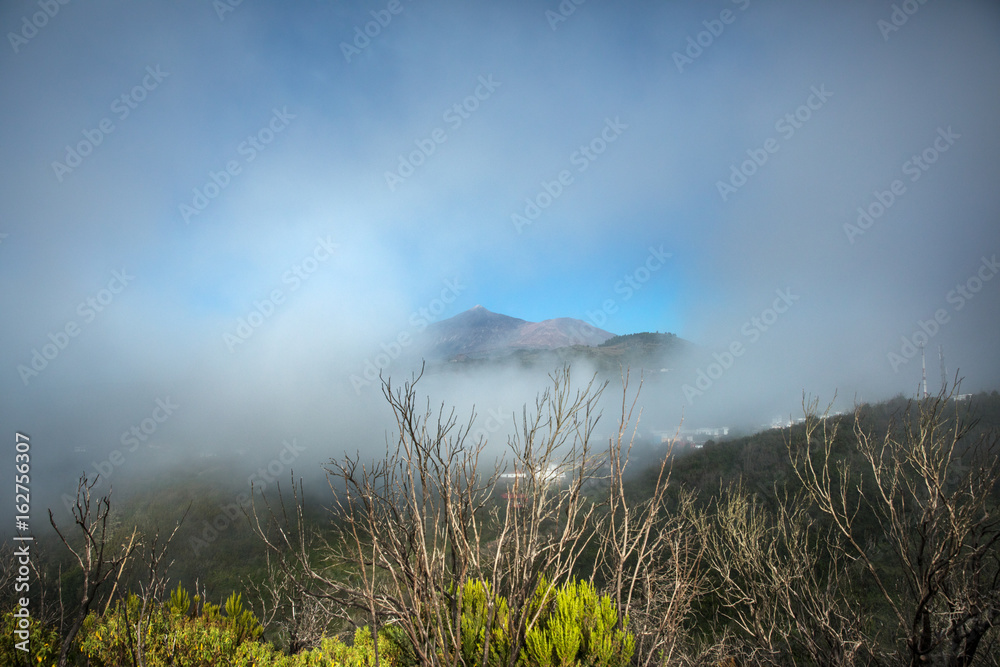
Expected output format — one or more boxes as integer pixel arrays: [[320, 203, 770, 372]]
[[2, 1, 1000, 511]]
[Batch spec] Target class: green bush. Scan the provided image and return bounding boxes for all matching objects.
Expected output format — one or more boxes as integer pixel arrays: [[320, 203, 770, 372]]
[[521, 578, 634, 667], [0, 609, 63, 666], [224, 591, 263, 646], [75, 583, 414, 667], [345, 625, 411, 667], [458, 578, 512, 667], [441, 577, 634, 667], [81, 587, 264, 667], [168, 581, 191, 617]]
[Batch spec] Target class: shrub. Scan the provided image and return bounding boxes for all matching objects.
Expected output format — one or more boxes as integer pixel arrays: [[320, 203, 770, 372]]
[[429, 576, 634, 667], [458, 578, 511, 667], [520, 578, 634, 667], [81, 587, 263, 667], [0, 610, 63, 666], [77, 583, 414, 667]]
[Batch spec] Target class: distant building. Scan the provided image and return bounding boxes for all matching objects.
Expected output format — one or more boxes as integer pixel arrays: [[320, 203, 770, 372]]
[[661, 427, 730, 446], [672, 427, 729, 440], [768, 416, 807, 429], [499, 464, 565, 484]]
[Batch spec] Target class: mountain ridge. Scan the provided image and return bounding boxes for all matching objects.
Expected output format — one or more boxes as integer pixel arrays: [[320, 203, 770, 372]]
[[421, 306, 615, 360]]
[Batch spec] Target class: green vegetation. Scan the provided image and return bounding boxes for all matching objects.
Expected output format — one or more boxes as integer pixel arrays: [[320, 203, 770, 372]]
[[454, 577, 634, 667], [1, 578, 632, 667]]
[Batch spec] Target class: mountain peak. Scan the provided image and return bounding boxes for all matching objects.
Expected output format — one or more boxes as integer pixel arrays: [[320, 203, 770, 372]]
[[421, 307, 615, 359]]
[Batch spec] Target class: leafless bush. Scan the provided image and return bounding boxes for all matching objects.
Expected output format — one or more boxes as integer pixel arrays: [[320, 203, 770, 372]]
[[48, 474, 138, 667], [593, 369, 708, 666], [790, 386, 1000, 666], [250, 365, 709, 666], [247, 550, 339, 653], [704, 481, 870, 666]]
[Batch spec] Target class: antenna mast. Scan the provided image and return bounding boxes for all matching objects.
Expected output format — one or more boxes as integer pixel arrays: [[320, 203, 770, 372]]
[[921, 345, 928, 399], [939, 345, 947, 394]]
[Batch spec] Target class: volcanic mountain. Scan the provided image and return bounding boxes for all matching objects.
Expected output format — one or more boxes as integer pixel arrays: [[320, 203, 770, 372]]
[[421, 306, 615, 360]]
